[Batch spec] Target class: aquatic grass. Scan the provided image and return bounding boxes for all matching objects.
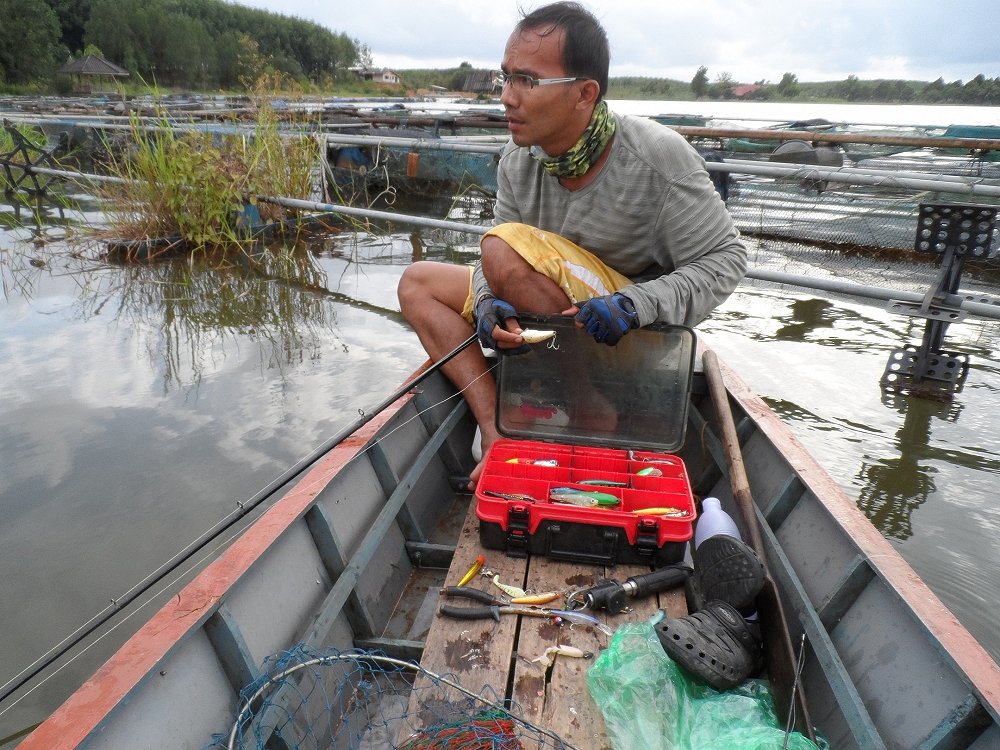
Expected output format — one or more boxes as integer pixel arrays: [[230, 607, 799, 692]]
[[95, 77, 323, 258]]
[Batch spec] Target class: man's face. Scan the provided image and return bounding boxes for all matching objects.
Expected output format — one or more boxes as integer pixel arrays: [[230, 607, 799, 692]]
[[499, 26, 588, 155]]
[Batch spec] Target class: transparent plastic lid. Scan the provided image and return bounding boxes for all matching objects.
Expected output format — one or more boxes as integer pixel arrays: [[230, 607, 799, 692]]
[[495, 314, 695, 452]]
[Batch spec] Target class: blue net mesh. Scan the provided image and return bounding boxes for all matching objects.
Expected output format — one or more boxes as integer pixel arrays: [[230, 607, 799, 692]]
[[209, 644, 574, 750]]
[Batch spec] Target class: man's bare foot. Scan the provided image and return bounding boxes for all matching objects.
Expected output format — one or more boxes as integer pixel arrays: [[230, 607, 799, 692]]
[[468, 424, 501, 491], [468, 456, 486, 492]]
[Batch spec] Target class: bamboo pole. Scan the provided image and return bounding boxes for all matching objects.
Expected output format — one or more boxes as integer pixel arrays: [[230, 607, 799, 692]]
[[324, 133, 503, 154], [6, 154, 1000, 322], [702, 348, 815, 741]]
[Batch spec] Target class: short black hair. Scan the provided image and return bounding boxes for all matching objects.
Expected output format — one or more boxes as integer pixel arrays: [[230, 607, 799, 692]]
[[516, 2, 610, 100]]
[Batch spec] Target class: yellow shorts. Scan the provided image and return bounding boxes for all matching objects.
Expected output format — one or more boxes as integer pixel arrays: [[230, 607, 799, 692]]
[[461, 222, 631, 323]]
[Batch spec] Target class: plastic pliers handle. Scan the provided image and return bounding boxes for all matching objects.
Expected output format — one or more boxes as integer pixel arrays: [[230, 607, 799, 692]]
[[440, 586, 500, 603], [439, 603, 501, 621], [437, 586, 504, 621]]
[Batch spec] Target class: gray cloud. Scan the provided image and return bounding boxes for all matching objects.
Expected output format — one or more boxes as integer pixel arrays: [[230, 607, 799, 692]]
[[241, 0, 1000, 84]]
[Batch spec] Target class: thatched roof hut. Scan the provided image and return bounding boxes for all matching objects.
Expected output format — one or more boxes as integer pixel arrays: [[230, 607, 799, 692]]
[[58, 54, 129, 92]]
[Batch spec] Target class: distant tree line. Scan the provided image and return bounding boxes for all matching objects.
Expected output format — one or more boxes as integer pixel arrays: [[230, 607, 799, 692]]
[[0, 0, 363, 90], [683, 67, 1000, 105]]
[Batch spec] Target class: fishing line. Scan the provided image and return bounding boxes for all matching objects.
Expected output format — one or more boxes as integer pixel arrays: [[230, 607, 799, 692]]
[[783, 633, 808, 748], [0, 334, 495, 709]]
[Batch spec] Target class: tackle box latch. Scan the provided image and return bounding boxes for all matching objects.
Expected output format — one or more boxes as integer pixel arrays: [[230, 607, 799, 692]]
[[506, 504, 531, 558], [635, 518, 659, 561]]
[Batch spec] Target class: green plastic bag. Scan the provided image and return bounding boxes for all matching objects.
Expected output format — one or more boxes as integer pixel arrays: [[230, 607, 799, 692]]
[[587, 615, 825, 750]]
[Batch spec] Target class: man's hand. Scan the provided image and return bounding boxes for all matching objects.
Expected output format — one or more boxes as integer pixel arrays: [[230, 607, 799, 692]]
[[574, 293, 639, 345], [475, 297, 530, 354]]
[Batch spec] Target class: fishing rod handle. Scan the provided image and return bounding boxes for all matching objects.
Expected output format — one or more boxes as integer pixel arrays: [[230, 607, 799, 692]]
[[623, 564, 692, 598]]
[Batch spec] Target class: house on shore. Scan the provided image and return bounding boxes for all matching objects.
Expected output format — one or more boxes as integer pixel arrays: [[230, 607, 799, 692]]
[[350, 67, 401, 84]]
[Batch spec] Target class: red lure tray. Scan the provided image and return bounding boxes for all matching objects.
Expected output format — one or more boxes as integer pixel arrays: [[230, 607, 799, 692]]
[[476, 438, 696, 566], [474, 314, 698, 566]]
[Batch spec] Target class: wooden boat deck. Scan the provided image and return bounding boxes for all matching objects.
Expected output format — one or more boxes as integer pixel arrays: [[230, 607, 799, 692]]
[[406, 495, 688, 749]]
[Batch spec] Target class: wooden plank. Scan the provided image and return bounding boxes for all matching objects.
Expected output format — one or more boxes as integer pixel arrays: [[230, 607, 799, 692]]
[[510, 559, 689, 749], [512, 558, 613, 749], [403, 503, 527, 737], [407, 498, 692, 748]]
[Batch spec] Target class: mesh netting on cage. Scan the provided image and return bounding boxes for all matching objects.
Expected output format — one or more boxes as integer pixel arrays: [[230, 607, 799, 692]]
[[715, 149, 1000, 262]]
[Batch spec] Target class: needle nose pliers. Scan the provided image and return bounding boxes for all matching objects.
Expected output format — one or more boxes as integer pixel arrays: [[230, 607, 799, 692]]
[[437, 586, 509, 621]]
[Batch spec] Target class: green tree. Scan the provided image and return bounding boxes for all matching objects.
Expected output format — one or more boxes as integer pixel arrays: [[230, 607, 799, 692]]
[[450, 61, 472, 91], [709, 71, 734, 99], [0, 0, 65, 83], [45, 0, 93, 55], [922, 77, 946, 102], [776, 72, 799, 98], [690, 65, 708, 98], [835, 74, 864, 101]]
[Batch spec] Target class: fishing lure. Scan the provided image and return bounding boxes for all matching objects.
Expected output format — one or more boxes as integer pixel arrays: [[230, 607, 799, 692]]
[[578, 478, 629, 487], [531, 645, 593, 667], [549, 487, 621, 507], [547, 609, 615, 637], [504, 458, 559, 466], [457, 554, 485, 587], [629, 451, 679, 466], [511, 590, 562, 606], [490, 574, 527, 599], [636, 467, 663, 477], [519, 329, 556, 344], [633, 506, 690, 517], [483, 490, 538, 503]]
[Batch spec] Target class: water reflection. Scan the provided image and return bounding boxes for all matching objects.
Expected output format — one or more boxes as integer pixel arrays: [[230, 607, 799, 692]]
[[774, 298, 834, 339], [856, 390, 962, 541]]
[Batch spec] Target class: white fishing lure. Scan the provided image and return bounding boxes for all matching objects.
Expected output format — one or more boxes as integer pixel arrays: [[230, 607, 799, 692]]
[[519, 329, 556, 344]]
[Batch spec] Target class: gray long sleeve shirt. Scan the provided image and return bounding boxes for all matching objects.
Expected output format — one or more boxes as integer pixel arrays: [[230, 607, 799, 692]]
[[473, 113, 747, 327]]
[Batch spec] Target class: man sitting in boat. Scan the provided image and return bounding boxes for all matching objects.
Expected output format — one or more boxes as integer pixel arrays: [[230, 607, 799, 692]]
[[397, 1, 746, 487]]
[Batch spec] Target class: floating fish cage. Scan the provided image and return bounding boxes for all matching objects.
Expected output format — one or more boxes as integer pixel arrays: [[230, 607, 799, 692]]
[[716, 149, 1000, 255]]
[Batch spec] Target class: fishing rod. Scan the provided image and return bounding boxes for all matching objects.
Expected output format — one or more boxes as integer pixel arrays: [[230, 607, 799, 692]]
[[0, 333, 479, 705]]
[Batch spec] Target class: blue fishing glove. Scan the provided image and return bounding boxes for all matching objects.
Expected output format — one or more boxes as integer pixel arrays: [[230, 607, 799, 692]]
[[575, 293, 640, 346], [475, 297, 529, 354]]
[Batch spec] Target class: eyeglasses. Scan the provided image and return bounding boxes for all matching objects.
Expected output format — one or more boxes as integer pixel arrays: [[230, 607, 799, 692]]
[[491, 70, 589, 91]]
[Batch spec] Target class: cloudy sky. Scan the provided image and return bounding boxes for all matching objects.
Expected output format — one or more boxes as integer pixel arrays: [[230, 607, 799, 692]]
[[239, 0, 1000, 84]]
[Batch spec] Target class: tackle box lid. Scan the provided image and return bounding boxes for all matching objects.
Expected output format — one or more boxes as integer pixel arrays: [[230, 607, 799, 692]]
[[495, 313, 696, 453]]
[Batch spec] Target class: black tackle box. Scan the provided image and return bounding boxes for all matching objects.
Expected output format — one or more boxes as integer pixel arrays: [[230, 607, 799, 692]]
[[475, 313, 697, 567]]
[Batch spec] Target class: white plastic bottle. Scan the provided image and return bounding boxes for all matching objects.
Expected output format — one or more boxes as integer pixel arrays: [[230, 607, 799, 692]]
[[694, 496, 760, 620], [694, 496, 741, 547]]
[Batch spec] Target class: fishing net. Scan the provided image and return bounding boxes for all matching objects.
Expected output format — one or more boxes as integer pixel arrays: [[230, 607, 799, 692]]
[[210, 644, 573, 750]]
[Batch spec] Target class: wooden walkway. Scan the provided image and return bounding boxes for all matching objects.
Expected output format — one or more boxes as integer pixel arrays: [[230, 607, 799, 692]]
[[405, 499, 688, 749]]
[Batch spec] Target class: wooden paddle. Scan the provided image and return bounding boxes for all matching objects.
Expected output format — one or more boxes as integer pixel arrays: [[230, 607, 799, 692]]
[[702, 349, 816, 742]]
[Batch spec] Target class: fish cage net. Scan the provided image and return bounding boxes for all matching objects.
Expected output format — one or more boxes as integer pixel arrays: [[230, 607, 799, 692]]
[[211, 645, 573, 750], [718, 150, 1000, 262]]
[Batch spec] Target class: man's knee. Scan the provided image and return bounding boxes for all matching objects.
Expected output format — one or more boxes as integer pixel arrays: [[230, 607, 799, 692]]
[[398, 261, 435, 304], [398, 261, 470, 320]]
